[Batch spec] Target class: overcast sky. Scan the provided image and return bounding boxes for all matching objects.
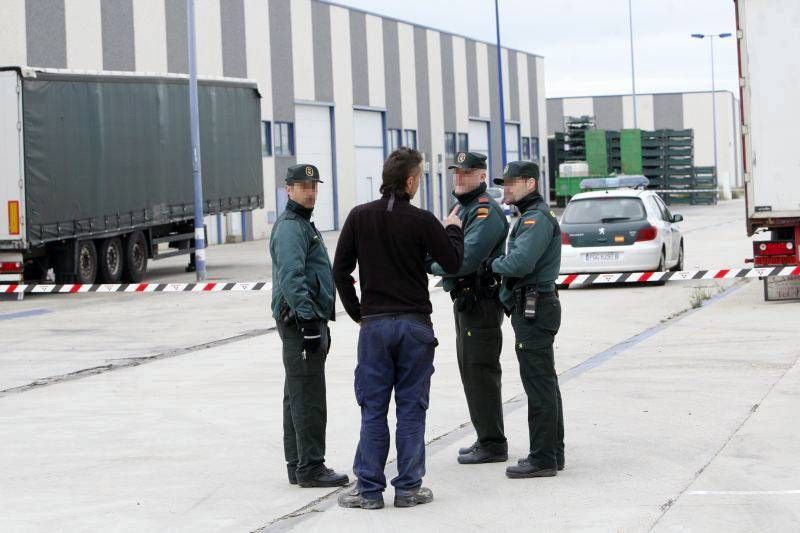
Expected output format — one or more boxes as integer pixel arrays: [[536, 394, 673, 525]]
[[331, 0, 740, 98]]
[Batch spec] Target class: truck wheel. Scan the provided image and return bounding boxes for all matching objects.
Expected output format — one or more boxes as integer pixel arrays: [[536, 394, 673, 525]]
[[77, 240, 98, 284], [123, 231, 148, 283], [98, 237, 124, 283]]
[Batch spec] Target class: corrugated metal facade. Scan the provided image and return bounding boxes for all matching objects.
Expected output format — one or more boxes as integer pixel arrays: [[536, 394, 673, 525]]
[[548, 91, 743, 196], [2, 0, 547, 240]]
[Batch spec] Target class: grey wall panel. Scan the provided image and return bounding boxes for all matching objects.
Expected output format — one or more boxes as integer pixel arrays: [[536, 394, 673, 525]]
[[414, 26, 431, 162], [653, 93, 684, 130], [311, 1, 333, 102], [268, 0, 294, 122], [507, 49, 519, 121], [165, 0, 188, 73], [527, 55, 541, 137], [101, 0, 136, 71], [593, 96, 624, 131], [547, 98, 563, 135], [440, 33, 456, 133], [465, 39, 479, 117], [221, 0, 247, 78], [382, 19, 402, 129], [25, 0, 66, 68], [487, 44, 501, 177], [348, 10, 369, 106]]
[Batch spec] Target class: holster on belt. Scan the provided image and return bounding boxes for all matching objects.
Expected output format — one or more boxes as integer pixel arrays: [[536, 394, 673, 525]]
[[451, 274, 478, 312], [278, 300, 296, 326]]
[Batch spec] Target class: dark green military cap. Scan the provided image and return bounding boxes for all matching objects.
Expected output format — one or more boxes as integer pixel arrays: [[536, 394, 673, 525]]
[[448, 151, 487, 170], [286, 163, 324, 184], [493, 160, 539, 185]]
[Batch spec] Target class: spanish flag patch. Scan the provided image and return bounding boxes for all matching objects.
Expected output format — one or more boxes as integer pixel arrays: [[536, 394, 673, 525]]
[[523, 219, 536, 226], [478, 197, 489, 203], [476, 207, 489, 219]]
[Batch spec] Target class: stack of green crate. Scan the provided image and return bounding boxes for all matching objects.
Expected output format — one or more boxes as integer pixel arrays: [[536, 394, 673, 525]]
[[585, 129, 609, 176], [691, 166, 718, 205], [620, 129, 643, 175], [607, 131, 622, 173]]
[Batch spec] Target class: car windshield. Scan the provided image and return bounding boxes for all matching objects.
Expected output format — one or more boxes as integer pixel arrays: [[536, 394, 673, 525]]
[[563, 197, 646, 224]]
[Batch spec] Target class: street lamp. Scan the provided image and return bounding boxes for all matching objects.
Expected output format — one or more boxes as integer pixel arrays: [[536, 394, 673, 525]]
[[494, 0, 507, 170], [691, 32, 732, 184], [187, 0, 207, 281], [628, 0, 638, 128]]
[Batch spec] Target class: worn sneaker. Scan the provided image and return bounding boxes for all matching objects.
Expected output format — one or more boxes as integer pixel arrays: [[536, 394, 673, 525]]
[[394, 487, 434, 508], [506, 459, 557, 479], [337, 488, 384, 510], [297, 466, 349, 488]]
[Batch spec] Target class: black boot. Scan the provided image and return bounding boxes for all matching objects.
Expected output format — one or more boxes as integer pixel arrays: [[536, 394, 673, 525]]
[[287, 464, 298, 485], [458, 445, 508, 464], [297, 465, 349, 488], [458, 441, 478, 456], [506, 459, 557, 479]]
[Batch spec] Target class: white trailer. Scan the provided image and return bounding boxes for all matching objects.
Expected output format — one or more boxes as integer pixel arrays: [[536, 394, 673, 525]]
[[736, 0, 800, 299]]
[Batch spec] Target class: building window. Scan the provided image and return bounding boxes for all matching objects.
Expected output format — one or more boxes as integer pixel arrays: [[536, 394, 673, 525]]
[[457, 132, 469, 152], [273, 121, 294, 156], [445, 132, 457, 159], [261, 120, 272, 157], [521, 136, 531, 160], [388, 128, 402, 152], [531, 137, 540, 161], [404, 129, 417, 150]]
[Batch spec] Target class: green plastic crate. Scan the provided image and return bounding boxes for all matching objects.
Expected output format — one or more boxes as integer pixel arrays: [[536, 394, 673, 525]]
[[620, 129, 643, 174], [585, 130, 609, 176], [556, 176, 584, 197]]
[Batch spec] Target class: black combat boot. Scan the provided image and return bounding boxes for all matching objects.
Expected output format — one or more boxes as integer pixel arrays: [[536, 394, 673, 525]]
[[505, 458, 557, 479], [296, 465, 349, 488]]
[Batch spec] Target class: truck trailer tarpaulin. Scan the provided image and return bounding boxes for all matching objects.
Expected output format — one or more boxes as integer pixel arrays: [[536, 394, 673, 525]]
[[0, 66, 264, 284]]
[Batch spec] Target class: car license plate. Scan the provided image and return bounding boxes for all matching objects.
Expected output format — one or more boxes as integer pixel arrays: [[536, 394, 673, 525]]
[[584, 252, 619, 262]]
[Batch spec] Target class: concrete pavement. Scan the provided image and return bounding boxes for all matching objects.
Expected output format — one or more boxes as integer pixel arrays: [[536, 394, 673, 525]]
[[1, 200, 798, 532]]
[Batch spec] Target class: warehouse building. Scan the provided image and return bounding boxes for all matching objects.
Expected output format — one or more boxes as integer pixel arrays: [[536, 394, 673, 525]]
[[547, 91, 743, 198], [0, 0, 547, 242]]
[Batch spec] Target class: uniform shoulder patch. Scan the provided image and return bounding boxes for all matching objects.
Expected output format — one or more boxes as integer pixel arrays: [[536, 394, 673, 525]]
[[523, 219, 536, 226], [476, 206, 489, 219], [478, 197, 490, 203]]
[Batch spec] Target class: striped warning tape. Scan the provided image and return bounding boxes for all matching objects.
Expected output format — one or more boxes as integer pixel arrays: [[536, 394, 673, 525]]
[[556, 265, 800, 287], [2, 266, 799, 294]]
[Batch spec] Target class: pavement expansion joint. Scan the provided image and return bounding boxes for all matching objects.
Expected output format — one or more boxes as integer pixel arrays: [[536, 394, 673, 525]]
[[646, 349, 800, 532]]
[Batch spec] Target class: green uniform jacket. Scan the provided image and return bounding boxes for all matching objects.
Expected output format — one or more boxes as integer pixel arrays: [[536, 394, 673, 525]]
[[492, 192, 561, 310], [269, 200, 336, 322], [431, 183, 509, 291]]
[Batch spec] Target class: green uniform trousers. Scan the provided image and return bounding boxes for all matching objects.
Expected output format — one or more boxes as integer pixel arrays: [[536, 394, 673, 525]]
[[510, 292, 565, 468], [278, 320, 330, 480], [454, 297, 507, 452]]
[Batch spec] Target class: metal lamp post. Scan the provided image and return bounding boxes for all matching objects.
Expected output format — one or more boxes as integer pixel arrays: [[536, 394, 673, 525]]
[[494, 0, 507, 169], [628, 0, 638, 128], [691, 32, 732, 182], [187, 0, 207, 281]]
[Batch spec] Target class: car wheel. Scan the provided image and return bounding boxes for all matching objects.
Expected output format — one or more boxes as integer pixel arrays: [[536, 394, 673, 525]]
[[671, 242, 684, 272], [98, 237, 124, 283], [652, 249, 667, 286]]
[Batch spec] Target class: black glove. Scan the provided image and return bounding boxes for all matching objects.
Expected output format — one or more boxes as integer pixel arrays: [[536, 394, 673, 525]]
[[478, 258, 498, 288], [424, 256, 435, 275], [298, 319, 322, 353]]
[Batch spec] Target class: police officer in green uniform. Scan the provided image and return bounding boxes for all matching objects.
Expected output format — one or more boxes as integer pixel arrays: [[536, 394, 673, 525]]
[[428, 152, 510, 464], [270, 163, 349, 488], [480, 160, 565, 478]]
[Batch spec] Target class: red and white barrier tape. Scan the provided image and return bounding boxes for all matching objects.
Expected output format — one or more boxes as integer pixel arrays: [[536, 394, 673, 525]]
[[2, 266, 799, 294]]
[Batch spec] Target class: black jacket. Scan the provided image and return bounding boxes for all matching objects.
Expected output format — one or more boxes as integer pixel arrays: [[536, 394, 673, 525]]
[[333, 194, 464, 322]]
